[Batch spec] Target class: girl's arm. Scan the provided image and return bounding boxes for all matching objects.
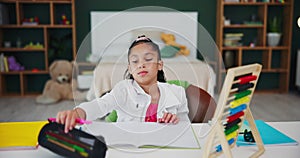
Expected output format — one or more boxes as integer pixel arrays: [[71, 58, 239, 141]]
[[56, 82, 124, 133], [77, 91, 118, 121], [56, 94, 117, 133], [77, 81, 128, 120]]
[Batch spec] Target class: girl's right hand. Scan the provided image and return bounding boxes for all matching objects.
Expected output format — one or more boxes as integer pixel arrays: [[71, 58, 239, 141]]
[[56, 108, 86, 133], [158, 112, 179, 124]]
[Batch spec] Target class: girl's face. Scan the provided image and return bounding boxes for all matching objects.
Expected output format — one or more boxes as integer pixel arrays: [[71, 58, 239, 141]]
[[128, 43, 163, 86]]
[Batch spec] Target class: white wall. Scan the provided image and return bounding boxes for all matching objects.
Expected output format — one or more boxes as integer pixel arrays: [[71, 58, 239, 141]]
[[90, 11, 198, 61]]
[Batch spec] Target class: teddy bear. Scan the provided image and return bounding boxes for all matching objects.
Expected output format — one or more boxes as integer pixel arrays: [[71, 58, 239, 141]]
[[36, 60, 83, 104], [160, 33, 190, 56]]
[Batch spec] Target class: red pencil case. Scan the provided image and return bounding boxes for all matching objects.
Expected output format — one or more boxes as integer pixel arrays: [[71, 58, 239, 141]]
[[38, 121, 107, 158]]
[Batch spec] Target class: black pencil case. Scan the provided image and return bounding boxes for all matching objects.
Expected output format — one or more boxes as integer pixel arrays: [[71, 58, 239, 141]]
[[38, 121, 107, 158]]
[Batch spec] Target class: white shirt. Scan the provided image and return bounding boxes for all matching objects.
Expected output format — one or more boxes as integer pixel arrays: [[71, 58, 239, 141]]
[[78, 79, 189, 122]]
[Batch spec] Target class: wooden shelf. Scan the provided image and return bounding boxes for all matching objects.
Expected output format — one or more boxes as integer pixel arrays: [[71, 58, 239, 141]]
[[0, 70, 48, 74], [0, 92, 40, 97], [267, 2, 292, 6], [0, 0, 76, 97], [222, 46, 267, 50], [17, 0, 72, 3], [0, 93, 22, 97], [222, 46, 289, 50], [0, 24, 74, 28], [223, 2, 267, 5], [216, 0, 293, 93], [224, 24, 264, 28], [0, 24, 46, 28], [223, 1, 291, 6], [0, 48, 45, 51], [47, 25, 74, 28], [261, 69, 288, 73], [269, 46, 290, 50]]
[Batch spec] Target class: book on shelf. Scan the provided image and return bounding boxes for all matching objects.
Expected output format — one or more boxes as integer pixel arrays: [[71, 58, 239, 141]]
[[3, 56, 9, 72], [0, 121, 48, 150], [224, 33, 244, 38], [0, 53, 4, 72], [224, 33, 244, 47], [85, 121, 200, 149], [237, 120, 298, 147]]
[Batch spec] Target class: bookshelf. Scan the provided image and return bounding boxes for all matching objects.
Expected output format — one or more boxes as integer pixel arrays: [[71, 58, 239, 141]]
[[216, 0, 293, 92], [0, 0, 76, 97]]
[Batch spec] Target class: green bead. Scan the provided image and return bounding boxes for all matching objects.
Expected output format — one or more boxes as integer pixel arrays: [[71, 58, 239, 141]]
[[105, 110, 118, 122]]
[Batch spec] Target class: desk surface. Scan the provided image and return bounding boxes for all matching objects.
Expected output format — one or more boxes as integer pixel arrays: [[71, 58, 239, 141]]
[[0, 121, 299, 158]]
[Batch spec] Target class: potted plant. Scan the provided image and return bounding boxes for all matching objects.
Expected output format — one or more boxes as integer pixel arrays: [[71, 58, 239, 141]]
[[48, 33, 72, 64], [267, 16, 282, 46]]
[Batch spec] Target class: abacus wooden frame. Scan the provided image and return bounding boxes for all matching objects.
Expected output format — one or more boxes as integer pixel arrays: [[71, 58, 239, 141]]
[[203, 63, 265, 158]]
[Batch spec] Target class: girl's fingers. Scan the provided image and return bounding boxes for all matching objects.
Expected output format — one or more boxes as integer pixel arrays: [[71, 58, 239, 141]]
[[56, 112, 66, 124], [164, 113, 172, 123], [64, 111, 71, 133], [158, 118, 162, 123], [160, 112, 168, 122], [159, 113, 179, 124], [169, 114, 177, 123], [66, 110, 78, 133], [173, 116, 179, 124], [55, 110, 76, 133]]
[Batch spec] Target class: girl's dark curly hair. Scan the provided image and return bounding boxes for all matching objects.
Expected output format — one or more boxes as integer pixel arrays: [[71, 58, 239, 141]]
[[124, 35, 166, 82]]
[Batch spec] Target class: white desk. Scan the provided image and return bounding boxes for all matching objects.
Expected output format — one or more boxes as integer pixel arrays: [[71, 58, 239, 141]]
[[1, 122, 299, 158]]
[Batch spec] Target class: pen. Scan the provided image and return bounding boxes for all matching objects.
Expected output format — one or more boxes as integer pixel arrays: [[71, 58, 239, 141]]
[[46, 131, 92, 150], [48, 117, 92, 125], [46, 134, 89, 157], [75, 118, 92, 124]]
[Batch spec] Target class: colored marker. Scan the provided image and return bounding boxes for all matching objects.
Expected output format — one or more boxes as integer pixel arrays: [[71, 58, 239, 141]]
[[48, 117, 92, 125], [46, 131, 92, 150], [46, 135, 89, 157]]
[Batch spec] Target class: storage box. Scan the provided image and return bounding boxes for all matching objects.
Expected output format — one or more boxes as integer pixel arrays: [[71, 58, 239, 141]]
[[77, 75, 93, 90]]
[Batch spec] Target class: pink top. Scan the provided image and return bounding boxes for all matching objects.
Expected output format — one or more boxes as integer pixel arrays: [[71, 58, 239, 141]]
[[145, 103, 158, 122]]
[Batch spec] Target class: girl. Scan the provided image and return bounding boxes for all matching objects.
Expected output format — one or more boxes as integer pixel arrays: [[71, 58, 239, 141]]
[[56, 35, 189, 133]]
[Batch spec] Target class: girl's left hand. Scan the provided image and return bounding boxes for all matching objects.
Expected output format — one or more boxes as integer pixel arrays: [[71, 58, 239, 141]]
[[158, 113, 179, 124]]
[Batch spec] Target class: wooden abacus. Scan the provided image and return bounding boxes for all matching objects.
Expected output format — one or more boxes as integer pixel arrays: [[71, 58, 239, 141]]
[[203, 63, 265, 158]]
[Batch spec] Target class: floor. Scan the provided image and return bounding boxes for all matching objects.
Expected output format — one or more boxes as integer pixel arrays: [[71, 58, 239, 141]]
[[250, 92, 300, 121], [0, 92, 300, 122]]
